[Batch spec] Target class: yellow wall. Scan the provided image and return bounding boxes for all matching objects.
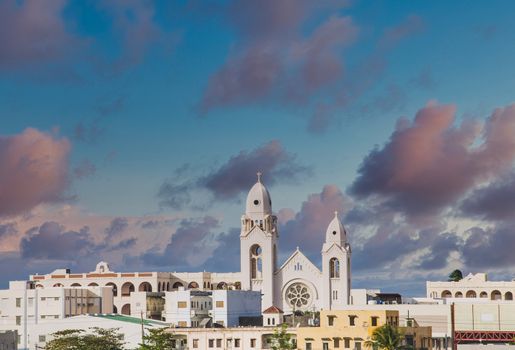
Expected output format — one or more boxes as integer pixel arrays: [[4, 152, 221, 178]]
[[297, 310, 399, 350]]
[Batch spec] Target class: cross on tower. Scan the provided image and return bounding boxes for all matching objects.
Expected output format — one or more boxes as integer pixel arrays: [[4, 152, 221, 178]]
[[257, 171, 262, 183]]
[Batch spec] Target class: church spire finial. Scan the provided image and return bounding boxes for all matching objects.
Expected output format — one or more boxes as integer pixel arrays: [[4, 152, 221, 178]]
[[334, 210, 338, 218], [257, 171, 262, 183]]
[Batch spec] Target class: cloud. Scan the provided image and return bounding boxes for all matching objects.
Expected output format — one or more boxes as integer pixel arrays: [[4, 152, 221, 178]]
[[349, 103, 515, 219], [198, 1, 356, 114], [105, 217, 129, 241], [203, 228, 241, 272], [461, 224, 515, 268], [143, 216, 221, 270], [279, 185, 348, 262], [158, 140, 311, 209], [20, 222, 96, 260], [461, 174, 515, 221], [73, 159, 96, 179], [0, 0, 85, 70], [417, 233, 460, 270], [377, 15, 424, 50], [0, 128, 71, 217]]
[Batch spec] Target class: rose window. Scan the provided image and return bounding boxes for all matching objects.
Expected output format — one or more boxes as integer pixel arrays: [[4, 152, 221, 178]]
[[285, 283, 312, 309]]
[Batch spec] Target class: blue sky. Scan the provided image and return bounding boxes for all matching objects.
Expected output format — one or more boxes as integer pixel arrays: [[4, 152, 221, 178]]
[[2, 0, 515, 295]]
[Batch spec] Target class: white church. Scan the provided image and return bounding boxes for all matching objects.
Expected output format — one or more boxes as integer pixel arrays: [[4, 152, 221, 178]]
[[29, 174, 352, 314], [240, 173, 352, 312]]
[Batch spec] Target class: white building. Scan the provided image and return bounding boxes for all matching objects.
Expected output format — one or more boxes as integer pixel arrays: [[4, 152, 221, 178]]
[[27, 174, 352, 316], [28, 314, 168, 349], [163, 289, 261, 328], [0, 280, 112, 349], [427, 273, 515, 300]]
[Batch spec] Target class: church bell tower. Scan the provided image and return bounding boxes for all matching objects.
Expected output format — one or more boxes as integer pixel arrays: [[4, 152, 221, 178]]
[[240, 172, 278, 309]]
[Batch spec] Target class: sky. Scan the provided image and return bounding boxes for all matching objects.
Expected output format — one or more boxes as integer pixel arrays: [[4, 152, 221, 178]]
[[1, 0, 515, 296]]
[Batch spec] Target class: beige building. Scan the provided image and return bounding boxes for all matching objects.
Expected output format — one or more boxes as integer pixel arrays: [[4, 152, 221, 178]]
[[427, 273, 515, 300], [167, 326, 297, 350], [297, 309, 431, 350]]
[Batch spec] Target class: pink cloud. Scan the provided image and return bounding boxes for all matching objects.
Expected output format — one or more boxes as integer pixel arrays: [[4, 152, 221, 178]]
[[0, 0, 83, 69], [350, 103, 515, 217], [0, 128, 71, 217]]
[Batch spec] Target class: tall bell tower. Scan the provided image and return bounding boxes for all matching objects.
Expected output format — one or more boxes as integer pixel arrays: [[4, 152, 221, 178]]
[[240, 172, 279, 309], [321, 211, 351, 309]]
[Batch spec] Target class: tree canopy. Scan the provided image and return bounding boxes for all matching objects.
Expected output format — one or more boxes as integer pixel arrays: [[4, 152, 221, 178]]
[[270, 323, 296, 350], [365, 324, 407, 350], [448, 269, 463, 282], [137, 328, 177, 350], [44, 328, 125, 350]]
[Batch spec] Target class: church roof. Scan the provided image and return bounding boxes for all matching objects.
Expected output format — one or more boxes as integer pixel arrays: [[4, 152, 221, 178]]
[[246, 172, 272, 216], [263, 306, 283, 314]]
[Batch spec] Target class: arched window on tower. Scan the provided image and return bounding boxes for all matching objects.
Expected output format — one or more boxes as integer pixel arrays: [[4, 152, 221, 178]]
[[330, 258, 340, 278], [250, 244, 262, 279]]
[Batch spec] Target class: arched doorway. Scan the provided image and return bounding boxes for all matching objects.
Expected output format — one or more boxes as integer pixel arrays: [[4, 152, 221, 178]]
[[188, 281, 199, 290], [480, 291, 488, 298], [121, 304, 131, 315], [441, 290, 452, 298], [217, 282, 227, 290], [53, 283, 63, 287], [506, 292, 513, 300], [466, 290, 476, 298], [455, 291, 463, 298], [139, 282, 152, 292], [173, 282, 183, 289], [121, 282, 135, 296], [491, 290, 502, 300], [88, 282, 99, 287]]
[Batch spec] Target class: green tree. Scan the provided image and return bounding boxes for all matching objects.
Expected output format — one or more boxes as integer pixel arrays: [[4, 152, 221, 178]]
[[448, 269, 463, 282], [138, 328, 177, 350], [45, 328, 125, 350], [365, 324, 407, 350], [270, 323, 295, 350]]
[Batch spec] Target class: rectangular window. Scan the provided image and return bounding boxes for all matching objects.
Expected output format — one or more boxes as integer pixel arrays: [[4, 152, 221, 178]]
[[193, 339, 199, 348], [16, 298, 21, 308], [235, 339, 240, 347], [349, 315, 356, 326], [250, 338, 256, 347], [178, 321, 187, 327], [216, 300, 224, 308], [328, 315, 335, 326], [334, 338, 340, 348], [177, 301, 187, 308], [323, 343, 329, 350], [208, 339, 214, 348], [16, 316, 21, 325], [306, 343, 312, 350], [371, 317, 378, 327], [216, 339, 222, 347], [39, 335, 46, 342], [345, 338, 350, 348], [356, 341, 362, 350]]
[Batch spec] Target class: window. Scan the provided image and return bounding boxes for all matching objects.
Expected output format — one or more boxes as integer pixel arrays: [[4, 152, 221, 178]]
[[356, 341, 362, 350], [216, 339, 222, 347], [39, 335, 46, 342], [16, 298, 21, 307], [235, 339, 241, 347], [268, 318, 271, 325], [177, 301, 187, 308], [349, 315, 357, 326], [344, 338, 350, 348], [193, 339, 199, 348], [371, 317, 378, 327], [250, 338, 256, 347], [208, 339, 214, 348], [323, 343, 329, 350], [306, 343, 312, 350], [178, 321, 187, 327], [272, 317, 275, 325], [334, 338, 340, 348], [16, 316, 21, 325], [330, 258, 340, 278], [216, 301, 224, 308], [328, 315, 336, 326]]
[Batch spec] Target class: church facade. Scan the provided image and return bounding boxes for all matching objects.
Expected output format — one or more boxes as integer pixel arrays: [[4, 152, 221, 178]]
[[240, 174, 352, 313], [29, 174, 352, 314]]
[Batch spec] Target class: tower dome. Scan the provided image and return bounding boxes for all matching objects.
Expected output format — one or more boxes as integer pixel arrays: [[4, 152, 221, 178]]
[[246, 172, 272, 218], [325, 211, 346, 245]]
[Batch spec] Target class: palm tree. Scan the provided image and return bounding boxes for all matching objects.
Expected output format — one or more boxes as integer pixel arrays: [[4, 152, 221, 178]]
[[365, 324, 407, 350]]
